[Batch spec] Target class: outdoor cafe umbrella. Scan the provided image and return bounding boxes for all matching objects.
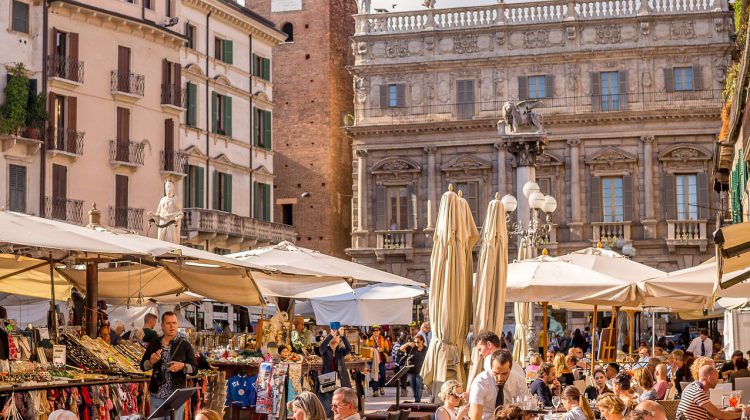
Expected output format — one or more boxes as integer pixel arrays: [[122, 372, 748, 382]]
[[421, 186, 479, 393], [467, 194, 508, 386]]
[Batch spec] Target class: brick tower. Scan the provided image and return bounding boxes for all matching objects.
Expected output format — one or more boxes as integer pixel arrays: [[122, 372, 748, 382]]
[[245, 0, 356, 258]]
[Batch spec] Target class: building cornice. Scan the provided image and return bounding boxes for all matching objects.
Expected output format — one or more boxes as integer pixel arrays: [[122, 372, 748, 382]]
[[182, 0, 287, 45]]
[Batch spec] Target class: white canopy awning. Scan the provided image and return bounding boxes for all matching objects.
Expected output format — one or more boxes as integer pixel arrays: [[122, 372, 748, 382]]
[[309, 284, 425, 326]]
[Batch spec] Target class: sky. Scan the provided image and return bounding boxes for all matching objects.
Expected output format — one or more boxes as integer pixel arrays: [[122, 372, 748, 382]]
[[370, 0, 496, 12]]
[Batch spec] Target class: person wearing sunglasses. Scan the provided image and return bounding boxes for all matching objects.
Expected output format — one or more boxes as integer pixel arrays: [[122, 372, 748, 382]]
[[331, 387, 360, 420], [287, 391, 327, 420], [437, 380, 470, 420]]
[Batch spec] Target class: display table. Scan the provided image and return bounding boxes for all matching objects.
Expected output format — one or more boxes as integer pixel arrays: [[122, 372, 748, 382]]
[[365, 410, 433, 420]]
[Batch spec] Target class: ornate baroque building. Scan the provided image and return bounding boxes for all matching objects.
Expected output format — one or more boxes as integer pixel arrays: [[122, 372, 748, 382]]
[[346, 0, 733, 283]]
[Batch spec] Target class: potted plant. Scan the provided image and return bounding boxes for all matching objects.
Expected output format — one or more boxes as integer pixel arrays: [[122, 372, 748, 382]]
[[24, 92, 48, 140], [0, 63, 29, 135]]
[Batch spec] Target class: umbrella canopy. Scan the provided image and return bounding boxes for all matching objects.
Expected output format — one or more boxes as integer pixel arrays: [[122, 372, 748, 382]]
[[505, 255, 639, 305], [422, 187, 479, 392], [228, 241, 421, 287], [309, 284, 424, 326], [512, 302, 531, 365], [641, 261, 750, 300], [467, 195, 509, 386], [558, 247, 665, 282]]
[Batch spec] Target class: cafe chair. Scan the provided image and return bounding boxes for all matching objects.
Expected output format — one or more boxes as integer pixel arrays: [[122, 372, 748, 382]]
[[398, 409, 412, 420], [734, 378, 750, 404], [656, 400, 679, 420], [665, 384, 677, 400], [386, 411, 400, 420]]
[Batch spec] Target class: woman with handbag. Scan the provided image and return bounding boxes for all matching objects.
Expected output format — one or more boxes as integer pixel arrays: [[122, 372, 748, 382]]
[[319, 328, 351, 416], [366, 325, 391, 397]]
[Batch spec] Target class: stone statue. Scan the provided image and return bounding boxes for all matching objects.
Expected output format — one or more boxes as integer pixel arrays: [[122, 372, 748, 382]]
[[422, 0, 437, 8], [497, 100, 545, 135], [147, 180, 183, 243], [357, 0, 371, 13]]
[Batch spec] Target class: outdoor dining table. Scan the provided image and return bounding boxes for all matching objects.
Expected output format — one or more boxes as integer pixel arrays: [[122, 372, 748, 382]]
[[365, 411, 433, 420]]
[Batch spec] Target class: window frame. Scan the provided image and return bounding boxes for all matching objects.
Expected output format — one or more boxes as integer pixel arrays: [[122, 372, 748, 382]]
[[675, 173, 699, 220], [528, 75, 547, 99], [8, 164, 27, 213], [600, 176, 624, 223], [454, 180, 480, 225], [185, 23, 196, 50], [214, 37, 225, 61], [674, 67, 694, 92], [11, 0, 30, 34], [600, 71, 620, 111], [385, 185, 409, 230]]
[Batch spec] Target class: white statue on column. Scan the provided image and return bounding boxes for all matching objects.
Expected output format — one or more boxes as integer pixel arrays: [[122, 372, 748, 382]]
[[148, 180, 183, 243]]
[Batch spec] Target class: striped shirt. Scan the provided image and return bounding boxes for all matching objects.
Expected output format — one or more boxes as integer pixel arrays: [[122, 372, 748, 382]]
[[676, 381, 710, 420]]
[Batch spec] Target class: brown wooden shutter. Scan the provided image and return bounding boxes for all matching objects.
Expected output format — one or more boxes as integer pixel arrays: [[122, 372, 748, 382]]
[[70, 33, 79, 82], [48, 92, 57, 145], [622, 175, 633, 221], [618, 70, 628, 110], [164, 118, 174, 151], [697, 172, 709, 219], [590, 175, 601, 222], [52, 164, 67, 200], [379, 85, 388, 108], [115, 175, 129, 208], [117, 46, 130, 91], [518, 76, 528, 100], [692, 65, 703, 91], [51, 27, 58, 55], [662, 173, 676, 220], [67, 97, 77, 152], [375, 185, 386, 230], [396, 84, 406, 107], [664, 68, 675, 92], [545, 75, 554, 98], [590, 73, 601, 111], [174, 62, 182, 104], [162, 59, 169, 101]]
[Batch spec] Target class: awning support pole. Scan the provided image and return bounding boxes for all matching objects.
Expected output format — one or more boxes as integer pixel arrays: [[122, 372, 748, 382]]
[[592, 305, 598, 376], [48, 254, 58, 343], [86, 262, 98, 338]]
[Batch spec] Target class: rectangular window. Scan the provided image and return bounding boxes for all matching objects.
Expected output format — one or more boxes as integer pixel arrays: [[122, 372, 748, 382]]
[[11, 0, 30, 34], [185, 23, 196, 50], [455, 181, 479, 224], [215, 37, 233, 65], [211, 92, 232, 136], [538, 177, 552, 196], [600, 71, 620, 111], [143, 0, 153, 10], [456, 80, 475, 120], [254, 182, 271, 221], [51, 164, 68, 220], [184, 165, 205, 208], [165, 0, 172, 17], [676, 174, 698, 220], [528, 76, 547, 99], [213, 171, 232, 213], [282, 203, 293, 225], [601, 177, 624, 222], [186, 82, 197, 127], [8, 164, 27, 213], [386, 186, 408, 230], [252, 54, 271, 81], [674, 67, 694, 91], [114, 175, 129, 227], [254, 108, 272, 149]]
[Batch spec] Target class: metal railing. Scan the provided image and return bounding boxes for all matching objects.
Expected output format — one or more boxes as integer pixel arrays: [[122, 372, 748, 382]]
[[44, 197, 84, 225], [48, 127, 84, 155], [160, 150, 188, 174], [109, 140, 145, 166], [375, 229, 414, 249], [350, 89, 722, 126], [108, 206, 144, 231], [182, 208, 297, 244], [161, 84, 186, 108], [47, 55, 84, 83], [110, 70, 145, 97]]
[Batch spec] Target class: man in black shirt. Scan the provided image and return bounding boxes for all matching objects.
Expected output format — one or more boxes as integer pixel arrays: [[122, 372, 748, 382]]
[[720, 350, 744, 378], [400, 335, 428, 402], [530, 363, 559, 407]]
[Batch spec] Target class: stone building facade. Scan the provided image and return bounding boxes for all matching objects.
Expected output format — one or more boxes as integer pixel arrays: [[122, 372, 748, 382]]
[[346, 0, 733, 283], [244, 0, 357, 258]]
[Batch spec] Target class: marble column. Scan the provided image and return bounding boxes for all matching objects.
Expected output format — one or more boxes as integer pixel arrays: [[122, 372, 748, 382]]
[[567, 138, 584, 241], [641, 135, 657, 239], [354, 149, 368, 248], [495, 143, 507, 196], [425, 146, 437, 229]]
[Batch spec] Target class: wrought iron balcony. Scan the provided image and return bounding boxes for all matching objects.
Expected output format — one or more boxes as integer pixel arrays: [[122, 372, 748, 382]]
[[109, 140, 145, 167], [108, 206, 144, 231], [47, 128, 84, 156], [47, 55, 84, 83], [160, 150, 188, 175], [110, 70, 145, 97], [44, 196, 84, 225], [161, 84, 186, 108], [182, 208, 296, 247]]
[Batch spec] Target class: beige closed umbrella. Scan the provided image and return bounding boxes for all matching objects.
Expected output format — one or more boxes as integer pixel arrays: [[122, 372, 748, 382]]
[[467, 194, 508, 386], [421, 186, 479, 394], [512, 302, 531, 365]]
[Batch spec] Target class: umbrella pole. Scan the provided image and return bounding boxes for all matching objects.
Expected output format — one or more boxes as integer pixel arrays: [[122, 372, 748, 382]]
[[612, 306, 619, 353], [48, 254, 58, 343], [591, 305, 598, 376], [541, 302, 549, 352], [627, 310, 634, 354], [651, 311, 656, 357], [85, 262, 99, 338]]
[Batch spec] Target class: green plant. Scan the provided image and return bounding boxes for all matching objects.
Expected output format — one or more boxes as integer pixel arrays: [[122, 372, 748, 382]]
[[25, 92, 48, 126], [723, 61, 740, 103], [0, 63, 30, 134]]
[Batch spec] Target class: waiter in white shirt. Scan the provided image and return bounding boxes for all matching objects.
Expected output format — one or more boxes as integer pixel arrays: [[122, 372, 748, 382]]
[[469, 349, 531, 420], [686, 328, 713, 358]]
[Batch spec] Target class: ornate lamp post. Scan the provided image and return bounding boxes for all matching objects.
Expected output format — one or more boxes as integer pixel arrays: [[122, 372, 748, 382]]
[[500, 180, 558, 253]]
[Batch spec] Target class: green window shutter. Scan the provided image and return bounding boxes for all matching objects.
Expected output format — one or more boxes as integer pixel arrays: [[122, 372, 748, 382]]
[[263, 183, 271, 221], [212, 170, 220, 210], [187, 82, 197, 127], [263, 58, 271, 81], [253, 181, 259, 218], [224, 173, 233, 213], [224, 40, 233, 65], [196, 166, 205, 208], [263, 110, 272, 150], [211, 91, 218, 133], [184, 168, 190, 208], [251, 53, 257, 77], [252, 108, 258, 146], [224, 96, 232, 138]]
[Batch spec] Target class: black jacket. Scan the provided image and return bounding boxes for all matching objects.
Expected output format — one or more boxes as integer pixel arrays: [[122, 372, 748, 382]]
[[320, 333, 351, 388], [140, 335, 198, 394]]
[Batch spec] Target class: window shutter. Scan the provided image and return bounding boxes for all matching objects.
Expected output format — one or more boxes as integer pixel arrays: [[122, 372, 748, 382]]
[[253, 181, 259, 218], [52, 164, 67, 200], [174, 63, 182, 103], [67, 97, 77, 152], [591, 73, 601, 111], [395, 84, 406, 107], [618, 70, 628, 110], [590, 176, 601, 222], [211, 91, 218, 133], [252, 107, 259, 146], [662, 174, 676, 220], [164, 118, 174, 152], [115, 175, 128, 209], [379, 85, 388, 108], [224, 40, 233, 65], [545, 75, 554, 98], [263, 58, 271, 81], [263, 110, 272, 150], [251, 53, 257, 76], [622, 175, 633, 221], [212, 171, 220, 210], [224, 95, 232, 137], [70, 33, 79, 81], [224, 173, 233, 213], [184, 168, 191, 208], [375, 185, 386, 230], [196, 166, 205, 208], [187, 82, 197, 126], [407, 183, 417, 229], [692, 65, 703, 91], [697, 172, 709, 220], [518, 76, 528, 100], [8, 165, 26, 213], [51, 27, 58, 56], [162, 59, 169, 94], [263, 183, 271, 221], [48, 92, 56, 142], [664, 68, 675, 92]]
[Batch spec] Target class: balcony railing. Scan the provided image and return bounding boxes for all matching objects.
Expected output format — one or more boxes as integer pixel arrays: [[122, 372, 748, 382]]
[[44, 196, 84, 225], [161, 84, 185, 108], [47, 128, 84, 156], [47, 55, 84, 83], [667, 219, 708, 251], [108, 206, 144, 231], [182, 208, 296, 244], [350, 90, 722, 127], [592, 221, 631, 244], [375, 229, 414, 249], [161, 150, 188, 174], [110, 70, 145, 97], [109, 140, 145, 166]]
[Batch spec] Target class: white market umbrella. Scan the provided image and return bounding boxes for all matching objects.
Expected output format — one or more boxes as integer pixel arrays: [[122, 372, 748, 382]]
[[309, 284, 424, 326], [558, 247, 665, 283], [641, 261, 750, 300]]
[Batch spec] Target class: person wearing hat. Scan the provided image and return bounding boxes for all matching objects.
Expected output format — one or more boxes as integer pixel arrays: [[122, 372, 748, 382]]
[[366, 325, 391, 396], [291, 316, 315, 354]]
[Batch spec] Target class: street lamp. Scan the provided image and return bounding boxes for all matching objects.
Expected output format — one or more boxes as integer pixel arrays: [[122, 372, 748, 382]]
[[501, 181, 557, 250]]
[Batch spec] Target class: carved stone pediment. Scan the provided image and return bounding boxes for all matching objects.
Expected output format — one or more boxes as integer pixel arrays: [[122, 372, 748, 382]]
[[371, 157, 422, 174], [585, 147, 638, 168], [537, 151, 564, 167], [659, 144, 711, 168], [441, 154, 493, 173], [254, 164, 273, 176]]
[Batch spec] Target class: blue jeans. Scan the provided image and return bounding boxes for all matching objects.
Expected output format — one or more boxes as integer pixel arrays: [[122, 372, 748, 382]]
[[370, 362, 386, 391], [150, 396, 186, 420], [410, 373, 423, 403]]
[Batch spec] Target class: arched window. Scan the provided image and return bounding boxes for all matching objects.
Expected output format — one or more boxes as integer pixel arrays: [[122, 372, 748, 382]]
[[281, 22, 294, 42]]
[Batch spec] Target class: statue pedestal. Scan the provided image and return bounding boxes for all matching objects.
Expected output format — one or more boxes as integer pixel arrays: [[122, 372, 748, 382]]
[[499, 133, 549, 228]]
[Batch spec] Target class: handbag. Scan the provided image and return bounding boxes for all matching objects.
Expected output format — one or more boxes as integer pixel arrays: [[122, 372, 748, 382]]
[[319, 371, 340, 393]]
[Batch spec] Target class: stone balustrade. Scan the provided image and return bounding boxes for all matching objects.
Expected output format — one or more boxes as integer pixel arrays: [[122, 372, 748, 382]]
[[182, 208, 296, 247], [666, 219, 708, 251], [592, 221, 631, 244], [375, 229, 415, 249]]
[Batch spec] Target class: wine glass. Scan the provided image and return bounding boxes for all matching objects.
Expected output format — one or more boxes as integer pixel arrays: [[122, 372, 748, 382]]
[[552, 396, 561, 411]]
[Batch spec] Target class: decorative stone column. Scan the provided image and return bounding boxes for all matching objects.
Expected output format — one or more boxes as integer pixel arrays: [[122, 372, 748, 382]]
[[641, 135, 658, 239], [353, 149, 369, 248], [425, 146, 437, 230], [495, 143, 507, 196], [505, 139, 546, 227], [567, 138, 584, 241]]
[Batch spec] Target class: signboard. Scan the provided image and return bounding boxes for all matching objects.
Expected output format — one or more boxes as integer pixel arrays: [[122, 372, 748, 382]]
[[53, 345, 66, 366], [272, 0, 302, 12]]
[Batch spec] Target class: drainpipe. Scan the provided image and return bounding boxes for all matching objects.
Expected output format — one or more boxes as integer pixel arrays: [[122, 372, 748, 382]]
[[40, 0, 49, 216], [204, 11, 211, 250], [248, 33, 253, 219]]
